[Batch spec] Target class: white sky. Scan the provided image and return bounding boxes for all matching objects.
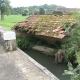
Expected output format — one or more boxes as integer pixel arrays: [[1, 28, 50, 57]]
[[10, 0, 80, 8]]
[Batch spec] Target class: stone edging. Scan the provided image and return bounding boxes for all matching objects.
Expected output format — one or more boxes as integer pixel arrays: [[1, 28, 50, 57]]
[[17, 48, 59, 80]]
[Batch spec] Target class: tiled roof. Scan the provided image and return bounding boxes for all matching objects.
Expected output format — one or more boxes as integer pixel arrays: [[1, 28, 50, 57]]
[[13, 15, 75, 39], [57, 8, 80, 13]]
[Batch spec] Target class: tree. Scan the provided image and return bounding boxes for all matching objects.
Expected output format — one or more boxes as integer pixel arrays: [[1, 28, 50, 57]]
[[62, 12, 80, 80], [61, 12, 80, 62], [0, 0, 11, 20], [39, 7, 45, 15], [34, 10, 39, 15], [23, 8, 29, 15], [22, 8, 29, 16], [12, 4, 65, 15]]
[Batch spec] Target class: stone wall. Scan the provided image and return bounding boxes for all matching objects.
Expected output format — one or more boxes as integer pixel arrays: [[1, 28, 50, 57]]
[[15, 30, 63, 45]]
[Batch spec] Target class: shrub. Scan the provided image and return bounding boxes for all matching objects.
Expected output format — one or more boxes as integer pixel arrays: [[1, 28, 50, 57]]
[[53, 11, 63, 15], [16, 36, 53, 49], [22, 14, 27, 16], [16, 37, 35, 49], [63, 62, 80, 80]]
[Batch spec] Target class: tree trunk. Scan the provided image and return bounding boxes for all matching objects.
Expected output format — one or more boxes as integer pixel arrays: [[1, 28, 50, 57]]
[[1, 11, 4, 20]]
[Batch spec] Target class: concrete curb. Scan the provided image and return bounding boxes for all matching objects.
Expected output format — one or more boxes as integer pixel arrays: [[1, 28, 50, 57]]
[[17, 48, 59, 80]]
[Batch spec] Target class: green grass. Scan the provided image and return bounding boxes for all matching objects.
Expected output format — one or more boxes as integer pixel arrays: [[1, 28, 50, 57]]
[[0, 15, 28, 30]]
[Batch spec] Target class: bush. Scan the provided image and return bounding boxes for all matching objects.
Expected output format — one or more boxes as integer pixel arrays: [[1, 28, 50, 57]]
[[62, 12, 80, 80], [16, 37, 35, 49], [16, 36, 53, 49], [53, 11, 63, 15], [22, 14, 27, 16], [63, 62, 80, 80]]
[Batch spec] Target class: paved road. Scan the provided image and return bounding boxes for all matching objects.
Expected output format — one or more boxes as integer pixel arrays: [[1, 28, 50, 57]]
[[0, 47, 59, 80], [0, 37, 26, 80]]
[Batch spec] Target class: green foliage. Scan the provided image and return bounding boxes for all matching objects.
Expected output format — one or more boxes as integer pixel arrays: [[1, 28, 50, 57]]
[[62, 21, 71, 35], [39, 7, 45, 15], [0, 0, 10, 12], [61, 16, 80, 62], [21, 8, 29, 16], [12, 7, 25, 15], [64, 47, 75, 61], [0, 0, 11, 20], [63, 22, 71, 28], [16, 36, 54, 49], [17, 37, 35, 49], [61, 23, 80, 61], [63, 62, 80, 80], [34, 10, 39, 15], [22, 14, 27, 16], [76, 51, 80, 64], [16, 37, 36, 49], [12, 4, 65, 15], [63, 11, 80, 80], [53, 11, 63, 15], [22, 8, 29, 15]]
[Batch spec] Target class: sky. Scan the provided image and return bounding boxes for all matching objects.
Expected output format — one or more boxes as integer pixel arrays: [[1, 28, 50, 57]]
[[10, 0, 80, 8]]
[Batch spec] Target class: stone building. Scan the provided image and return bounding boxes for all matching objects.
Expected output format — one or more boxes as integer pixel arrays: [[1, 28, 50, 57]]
[[13, 15, 75, 44], [57, 8, 80, 13]]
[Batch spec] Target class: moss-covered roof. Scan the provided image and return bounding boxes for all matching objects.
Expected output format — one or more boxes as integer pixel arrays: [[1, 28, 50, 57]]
[[13, 15, 75, 39]]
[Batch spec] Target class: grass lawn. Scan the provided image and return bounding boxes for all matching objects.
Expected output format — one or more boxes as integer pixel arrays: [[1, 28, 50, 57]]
[[0, 15, 28, 30]]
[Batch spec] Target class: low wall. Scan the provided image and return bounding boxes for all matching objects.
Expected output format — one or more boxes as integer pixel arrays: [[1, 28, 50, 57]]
[[32, 46, 56, 56], [15, 31, 62, 45], [17, 48, 59, 80]]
